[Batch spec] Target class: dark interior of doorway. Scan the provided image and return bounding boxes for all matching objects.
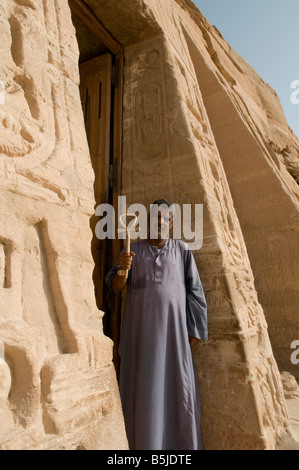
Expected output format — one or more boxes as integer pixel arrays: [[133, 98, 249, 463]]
[[70, 1, 123, 375]]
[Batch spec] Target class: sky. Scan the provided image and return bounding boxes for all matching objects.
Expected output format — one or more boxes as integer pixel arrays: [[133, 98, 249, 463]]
[[193, 0, 299, 138]]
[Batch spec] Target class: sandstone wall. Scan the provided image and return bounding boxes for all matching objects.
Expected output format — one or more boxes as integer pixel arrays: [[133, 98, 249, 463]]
[[0, 0, 127, 450], [177, 1, 299, 376], [0, 0, 298, 450], [88, 0, 296, 449]]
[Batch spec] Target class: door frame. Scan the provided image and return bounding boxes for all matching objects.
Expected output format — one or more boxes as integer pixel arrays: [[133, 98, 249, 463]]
[[69, 0, 123, 202], [69, 0, 124, 373]]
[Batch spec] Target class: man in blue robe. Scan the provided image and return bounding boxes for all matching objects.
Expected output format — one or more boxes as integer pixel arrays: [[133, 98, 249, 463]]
[[105, 200, 208, 450]]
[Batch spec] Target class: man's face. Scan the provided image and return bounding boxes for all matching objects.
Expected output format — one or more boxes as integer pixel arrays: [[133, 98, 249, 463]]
[[149, 208, 173, 239]]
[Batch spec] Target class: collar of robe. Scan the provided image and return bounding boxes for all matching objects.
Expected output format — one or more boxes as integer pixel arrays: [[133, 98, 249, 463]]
[[146, 238, 170, 252]]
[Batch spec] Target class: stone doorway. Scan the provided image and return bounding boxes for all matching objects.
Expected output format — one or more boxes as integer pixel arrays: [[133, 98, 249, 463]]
[[69, 0, 123, 370]]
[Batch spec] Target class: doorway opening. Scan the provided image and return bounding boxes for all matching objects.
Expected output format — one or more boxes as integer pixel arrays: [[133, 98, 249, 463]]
[[69, 0, 123, 372]]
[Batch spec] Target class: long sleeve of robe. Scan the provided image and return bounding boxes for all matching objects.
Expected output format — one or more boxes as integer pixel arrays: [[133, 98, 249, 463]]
[[105, 238, 208, 450]]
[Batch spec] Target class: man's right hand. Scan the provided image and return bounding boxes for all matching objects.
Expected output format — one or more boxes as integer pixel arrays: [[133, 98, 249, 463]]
[[112, 251, 135, 294], [119, 252, 135, 271]]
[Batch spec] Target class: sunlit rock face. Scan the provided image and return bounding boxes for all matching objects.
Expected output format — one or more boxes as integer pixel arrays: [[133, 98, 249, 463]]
[[0, 0, 298, 450]]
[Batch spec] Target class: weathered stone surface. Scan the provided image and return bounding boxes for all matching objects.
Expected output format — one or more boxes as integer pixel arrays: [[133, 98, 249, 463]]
[[281, 372, 299, 400], [0, 0, 298, 450], [118, 0, 298, 449], [0, 0, 127, 450], [176, 2, 299, 377]]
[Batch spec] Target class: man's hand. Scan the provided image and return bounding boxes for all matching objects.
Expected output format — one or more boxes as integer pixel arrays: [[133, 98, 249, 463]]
[[119, 251, 135, 271], [112, 251, 135, 294]]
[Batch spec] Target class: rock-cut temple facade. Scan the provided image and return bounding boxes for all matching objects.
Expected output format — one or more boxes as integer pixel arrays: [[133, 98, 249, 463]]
[[0, 0, 299, 450]]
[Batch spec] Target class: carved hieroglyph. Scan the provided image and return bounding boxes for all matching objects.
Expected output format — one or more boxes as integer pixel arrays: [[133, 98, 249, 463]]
[[121, 1, 296, 448], [0, 0, 96, 212], [173, 0, 299, 377], [0, 0, 127, 450]]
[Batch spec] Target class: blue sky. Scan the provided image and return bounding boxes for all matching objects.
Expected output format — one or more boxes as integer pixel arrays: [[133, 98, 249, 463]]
[[193, 0, 299, 138]]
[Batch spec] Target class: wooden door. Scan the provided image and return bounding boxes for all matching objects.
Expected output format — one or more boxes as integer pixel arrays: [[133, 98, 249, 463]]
[[80, 53, 112, 311]]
